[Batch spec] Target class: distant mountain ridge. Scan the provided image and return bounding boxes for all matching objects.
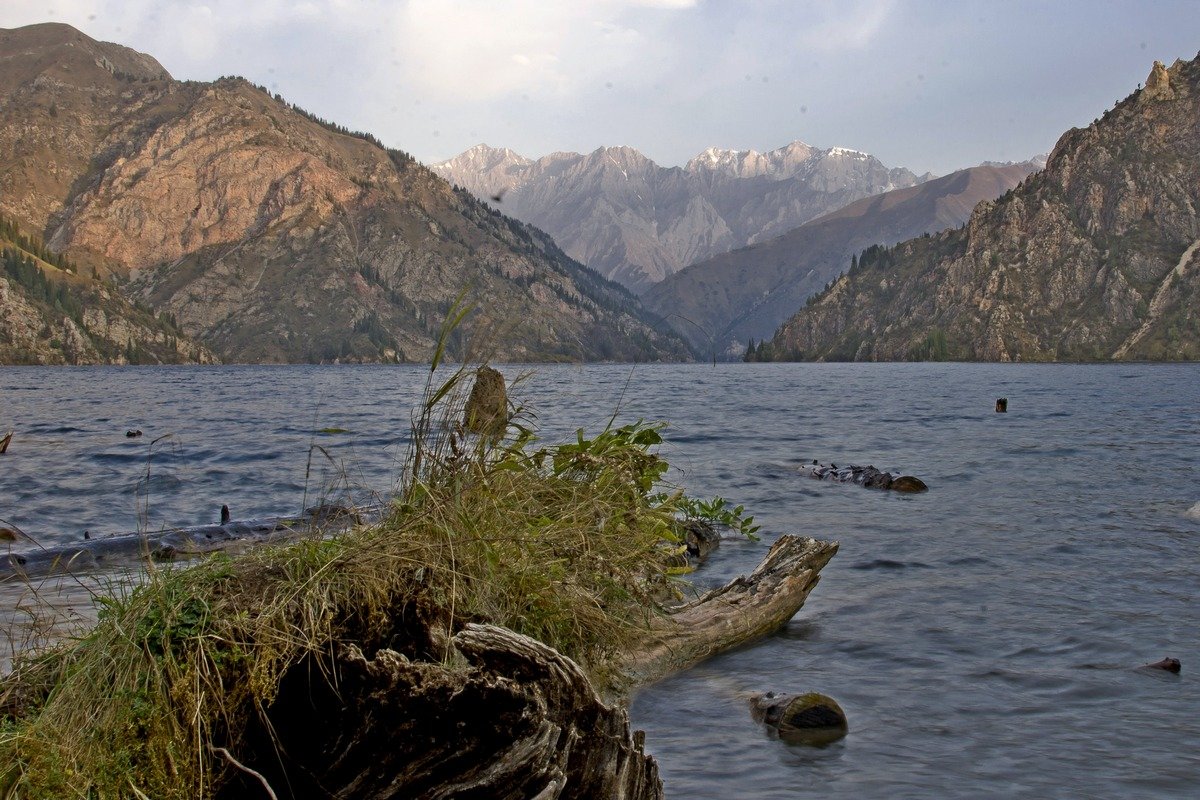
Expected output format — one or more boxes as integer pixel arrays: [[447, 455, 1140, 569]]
[[0, 23, 689, 364], [432, 141, 931, 291], [763, 56, 1200, 362], [643, 162, 1040, 357]]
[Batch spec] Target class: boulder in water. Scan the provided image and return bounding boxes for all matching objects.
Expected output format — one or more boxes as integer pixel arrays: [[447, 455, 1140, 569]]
[[749, 691, 848, 746]]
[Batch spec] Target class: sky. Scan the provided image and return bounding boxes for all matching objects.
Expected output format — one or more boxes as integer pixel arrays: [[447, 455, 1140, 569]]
[[3, 1, 1199, 176]]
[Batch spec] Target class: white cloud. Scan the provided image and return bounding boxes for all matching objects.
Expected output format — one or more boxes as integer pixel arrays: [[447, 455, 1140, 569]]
[[794, 0, 896, 51], [392, 0, 693, 101]]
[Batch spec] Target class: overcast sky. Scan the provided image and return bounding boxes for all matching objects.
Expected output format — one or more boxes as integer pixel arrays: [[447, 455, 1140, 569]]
[[3, 1, 1199, 175]]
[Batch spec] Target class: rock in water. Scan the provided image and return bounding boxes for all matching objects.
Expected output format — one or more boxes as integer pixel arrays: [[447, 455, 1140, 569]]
[[463, 365, 508, 437], [750, 691, 848, 746], [800, 462, 928, 492], [1141, 657, 1181, 673]]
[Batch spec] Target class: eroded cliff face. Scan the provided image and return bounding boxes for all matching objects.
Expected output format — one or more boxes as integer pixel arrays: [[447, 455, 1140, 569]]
[[0, 23, 688, 364], [770, 56, 1200, 362]]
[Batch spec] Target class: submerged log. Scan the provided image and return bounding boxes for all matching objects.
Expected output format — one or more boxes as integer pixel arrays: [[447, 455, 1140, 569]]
[[219, 535, 837, 798], [0, 503, 379, 580], [800, 461, 928, 492]]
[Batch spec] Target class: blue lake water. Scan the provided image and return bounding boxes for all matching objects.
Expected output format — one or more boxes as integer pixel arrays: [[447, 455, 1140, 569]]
[[1, 363, 1198, 798]]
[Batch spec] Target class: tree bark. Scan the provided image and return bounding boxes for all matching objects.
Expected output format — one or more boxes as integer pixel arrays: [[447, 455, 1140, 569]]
[[221, 535, 837, 799], [610, 535, 838, 695]]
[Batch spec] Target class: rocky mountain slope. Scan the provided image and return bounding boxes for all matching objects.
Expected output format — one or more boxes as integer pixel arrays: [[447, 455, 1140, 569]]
[[432, 142, 930, 292], [763, 56, 1200, 362], [0, 23, 688, 363], [1, 214, 215, 365], [643, 162, 1038, 356]]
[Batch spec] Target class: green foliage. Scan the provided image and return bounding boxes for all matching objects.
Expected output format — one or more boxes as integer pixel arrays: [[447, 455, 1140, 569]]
[[673, 495, 760, 539], [910, 327, 950, 361]]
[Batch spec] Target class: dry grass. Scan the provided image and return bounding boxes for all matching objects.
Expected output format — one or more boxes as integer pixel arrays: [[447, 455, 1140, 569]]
[[0, 357, 697, 798]]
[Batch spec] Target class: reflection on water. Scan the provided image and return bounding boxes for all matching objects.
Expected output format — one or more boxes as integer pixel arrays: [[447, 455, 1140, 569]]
[[2, 363, 1199, 797]]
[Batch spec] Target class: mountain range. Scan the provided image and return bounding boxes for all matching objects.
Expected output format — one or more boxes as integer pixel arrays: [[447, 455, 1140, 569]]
[[432, 141, 931, 292], [761, 56, 1200, 362], [0, 23, 688, 364], [642, 161, 1041, 356]]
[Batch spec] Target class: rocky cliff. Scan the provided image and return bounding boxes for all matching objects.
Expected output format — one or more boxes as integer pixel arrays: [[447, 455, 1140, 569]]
[[1, 215, 215, 364], [643, 163, 1037, 357], [432, 141, 929, 292], [766, 56, 1200, 362], [0, 23, 688, 364]]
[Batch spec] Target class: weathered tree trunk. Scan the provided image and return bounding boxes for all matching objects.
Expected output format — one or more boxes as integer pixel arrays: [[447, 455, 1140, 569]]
[[610, 535, 838, 694], [224, 626, 663, 800], [222, 535, 837, 799]]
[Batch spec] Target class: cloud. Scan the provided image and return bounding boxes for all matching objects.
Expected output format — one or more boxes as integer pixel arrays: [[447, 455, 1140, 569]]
[[392, 0, 693, 101], [794, 0, 896, 51]]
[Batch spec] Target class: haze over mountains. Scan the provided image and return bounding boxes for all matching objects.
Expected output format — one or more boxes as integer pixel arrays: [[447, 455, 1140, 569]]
[[0, 23, 688, 364], [432, 141, 931, 292], [763, 56, 1200, 362], [643, 162, 1040, 356]]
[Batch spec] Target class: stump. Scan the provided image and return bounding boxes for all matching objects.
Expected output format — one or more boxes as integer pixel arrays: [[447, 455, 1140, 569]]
[[217, 535, 838, 797], [463, 365, 508, 438], [223, 626, 663, 800]]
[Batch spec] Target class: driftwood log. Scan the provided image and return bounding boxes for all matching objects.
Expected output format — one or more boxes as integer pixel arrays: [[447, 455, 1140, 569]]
[[217, 535, 838, 799], [612, 535, 838, 693], [0, 503, 378, 580], [800, 461, 928, 492]]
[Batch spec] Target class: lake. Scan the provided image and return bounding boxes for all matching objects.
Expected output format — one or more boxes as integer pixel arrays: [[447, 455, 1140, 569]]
[[2, 363, 1198, 798]]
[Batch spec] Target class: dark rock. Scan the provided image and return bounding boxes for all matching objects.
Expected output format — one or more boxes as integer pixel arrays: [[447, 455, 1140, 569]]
[[1141, 657, 1181, 673], [749, 691, 848, 746], [890, 475, 929, 492], [800, 462, 927, 493], [682, 519, 720, 561]]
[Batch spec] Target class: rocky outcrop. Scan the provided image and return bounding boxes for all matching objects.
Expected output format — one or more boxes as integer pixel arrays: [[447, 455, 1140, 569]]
[[2, 219, 215, 364], [1143, 60, 1175, 102], [644, 163, 1038, 356], [0, 23, 688, 364], [767, 54, 1200, 362], [432, 141, 929, 292]]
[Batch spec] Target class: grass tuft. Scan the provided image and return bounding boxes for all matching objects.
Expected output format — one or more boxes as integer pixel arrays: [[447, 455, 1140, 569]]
[[0, 359, 751, 798]]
